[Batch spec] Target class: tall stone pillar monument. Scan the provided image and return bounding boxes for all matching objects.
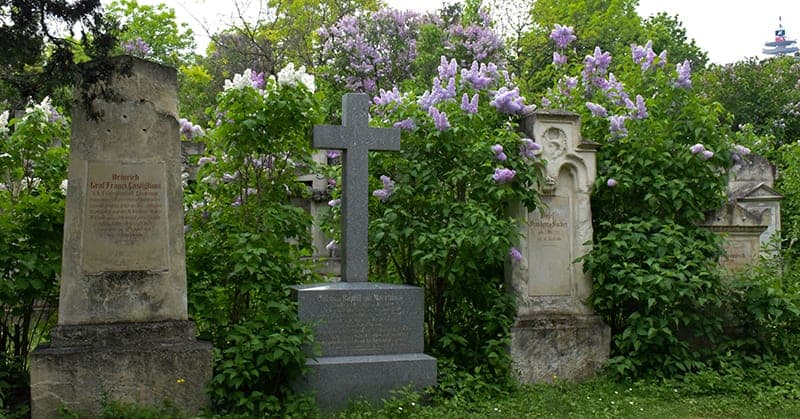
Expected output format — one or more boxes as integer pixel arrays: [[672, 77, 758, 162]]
[[507, 109, 609, 383], [30, 57, 212, 417]]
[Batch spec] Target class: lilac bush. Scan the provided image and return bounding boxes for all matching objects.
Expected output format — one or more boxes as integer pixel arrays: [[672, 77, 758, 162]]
[[539, 24, 737, 379], [317, 7, 506, 96], [360, 55, 543, 380], [184, 64, 324, 412], [317, 9, 431, 93]]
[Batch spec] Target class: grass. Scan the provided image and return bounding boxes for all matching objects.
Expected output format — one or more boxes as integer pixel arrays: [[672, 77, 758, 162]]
[[336, 366, 800, 418], [25, 363, 800, 418]]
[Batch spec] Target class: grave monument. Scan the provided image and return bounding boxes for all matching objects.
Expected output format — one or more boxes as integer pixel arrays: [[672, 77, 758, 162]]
[[507, 109, 609, 383], [30, 57, 212, 417], [703, 153, 782, 270], [292, 93, 436, 410]]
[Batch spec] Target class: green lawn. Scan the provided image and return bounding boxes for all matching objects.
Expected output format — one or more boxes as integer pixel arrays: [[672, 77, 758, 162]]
[[337, 372, 800, 418]]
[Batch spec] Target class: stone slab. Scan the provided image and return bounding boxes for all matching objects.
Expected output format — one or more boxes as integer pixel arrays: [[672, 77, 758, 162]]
[[59, 57, 188, 325], [30, 322, 212, 418], [293, 282, 424, 357], [510, 314, 609, 383], [297, 353, 437, 411], [48, 320, 199, 347]]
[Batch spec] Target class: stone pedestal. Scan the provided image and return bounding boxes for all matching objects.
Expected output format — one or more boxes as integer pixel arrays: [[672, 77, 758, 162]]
[[29, 57, 212, 418], [30, 322, 212, 417], [510, 315, 609, 383], [292, 283, 436, 410], [507, 110, 609, 383]]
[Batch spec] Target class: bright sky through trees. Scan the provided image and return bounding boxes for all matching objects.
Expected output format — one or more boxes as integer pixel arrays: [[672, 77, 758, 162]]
[[108, 0, 799, 64]]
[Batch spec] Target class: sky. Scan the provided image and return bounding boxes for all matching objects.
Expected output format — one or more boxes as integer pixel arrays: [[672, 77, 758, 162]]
[[116, 0, 800, 65]]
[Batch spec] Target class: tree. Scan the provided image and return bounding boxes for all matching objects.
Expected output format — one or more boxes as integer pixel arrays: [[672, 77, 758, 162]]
[[105, 0, 197, 67], [0, 0, 117, 109], [512, 0, 708, 97], [514, 0, 642, 95], [699, 56, 800, 149], [641, 12, 707, 68]]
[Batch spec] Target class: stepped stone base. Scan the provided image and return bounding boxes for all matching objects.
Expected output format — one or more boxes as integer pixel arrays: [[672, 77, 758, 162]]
[[296, 353, 436, 410], [511, 314, 610, 383], [30, 321, 212, 418], [293, 283, 437, 411]]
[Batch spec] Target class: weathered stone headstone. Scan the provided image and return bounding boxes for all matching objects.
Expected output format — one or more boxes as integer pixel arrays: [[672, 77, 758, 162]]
[[507, 109, 609, 383], [30, 57, 212, 417], [703, 153, 782, 270], [293, 94, 436, 410]]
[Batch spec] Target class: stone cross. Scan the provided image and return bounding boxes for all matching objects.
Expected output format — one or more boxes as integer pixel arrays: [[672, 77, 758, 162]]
[[313, 93, 400, 282]]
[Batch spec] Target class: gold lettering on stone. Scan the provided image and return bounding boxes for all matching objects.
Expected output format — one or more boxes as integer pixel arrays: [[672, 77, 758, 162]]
[[82, 161, 169, 272]]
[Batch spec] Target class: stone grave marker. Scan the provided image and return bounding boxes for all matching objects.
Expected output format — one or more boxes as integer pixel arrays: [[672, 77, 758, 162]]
[[703, 153, 782, 270], [30, 56, 212, 417], [507, 109, 609, 383], [293, 93, 436, 410]]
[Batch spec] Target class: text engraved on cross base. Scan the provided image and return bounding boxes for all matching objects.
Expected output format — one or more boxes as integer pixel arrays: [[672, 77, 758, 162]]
[[313, 293, 410, 354]]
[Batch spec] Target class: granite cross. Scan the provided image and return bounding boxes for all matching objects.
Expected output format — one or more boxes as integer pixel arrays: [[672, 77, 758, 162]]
[[314, 93, 400, 282]]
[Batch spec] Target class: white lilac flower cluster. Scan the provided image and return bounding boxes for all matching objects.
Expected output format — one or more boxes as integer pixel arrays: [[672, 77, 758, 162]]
[[0, 110, 9, 136], [223, 64, 316, 93]]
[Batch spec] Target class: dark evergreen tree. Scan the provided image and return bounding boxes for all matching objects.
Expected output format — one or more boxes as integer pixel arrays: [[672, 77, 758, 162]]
[[0, 0, 118, 109]]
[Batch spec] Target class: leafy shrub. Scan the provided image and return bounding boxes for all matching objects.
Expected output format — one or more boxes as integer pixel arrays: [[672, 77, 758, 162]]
[[362, 56, 542, 384], [537, 26, 737, 378], [0, 99, 68, 414], [717, 253, 800, 363], [184, 65, 322, 416], [583, 218, 726, 377]]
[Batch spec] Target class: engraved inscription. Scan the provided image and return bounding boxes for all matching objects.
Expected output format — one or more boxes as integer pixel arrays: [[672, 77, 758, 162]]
[[313, 293, 412, 356], [82, 161, 169, 272], [530, 211, 568, 244], [529, 194, 573, 296]]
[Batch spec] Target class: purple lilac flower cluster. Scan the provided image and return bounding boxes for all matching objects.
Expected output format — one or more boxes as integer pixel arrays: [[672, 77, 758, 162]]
[[461, 93, 479, 114], [582, 47, 612, 84], [519, 138, 542, 159], [549, 24, 577, 67], [372, 175, 395, 200], [549, 24, 577, 49], [447, 20, 504, 62], [609, 115, 628, 138], [490, 86, 526, 114], [622, 95, 648, 120], [373, 87, 403, 108], [690, 143, 714, 160], [393, 118, 416, 130], [630, 41, 666, 71], [318, 10, 426, 93], [492, 167, 516, 184], [491, 144, 507, 161], [461, 61, 498, 90], [552, 52, 568, 67], [250, 71, 266, 89], [731, 144, 751, 162], [121, 37, 151, 57], [428, 107, 450, 131], [675, 60, 692, 89], [179, 118, 204, 139], [509, 247, 523, 263], [586, 102, 607, 117]]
